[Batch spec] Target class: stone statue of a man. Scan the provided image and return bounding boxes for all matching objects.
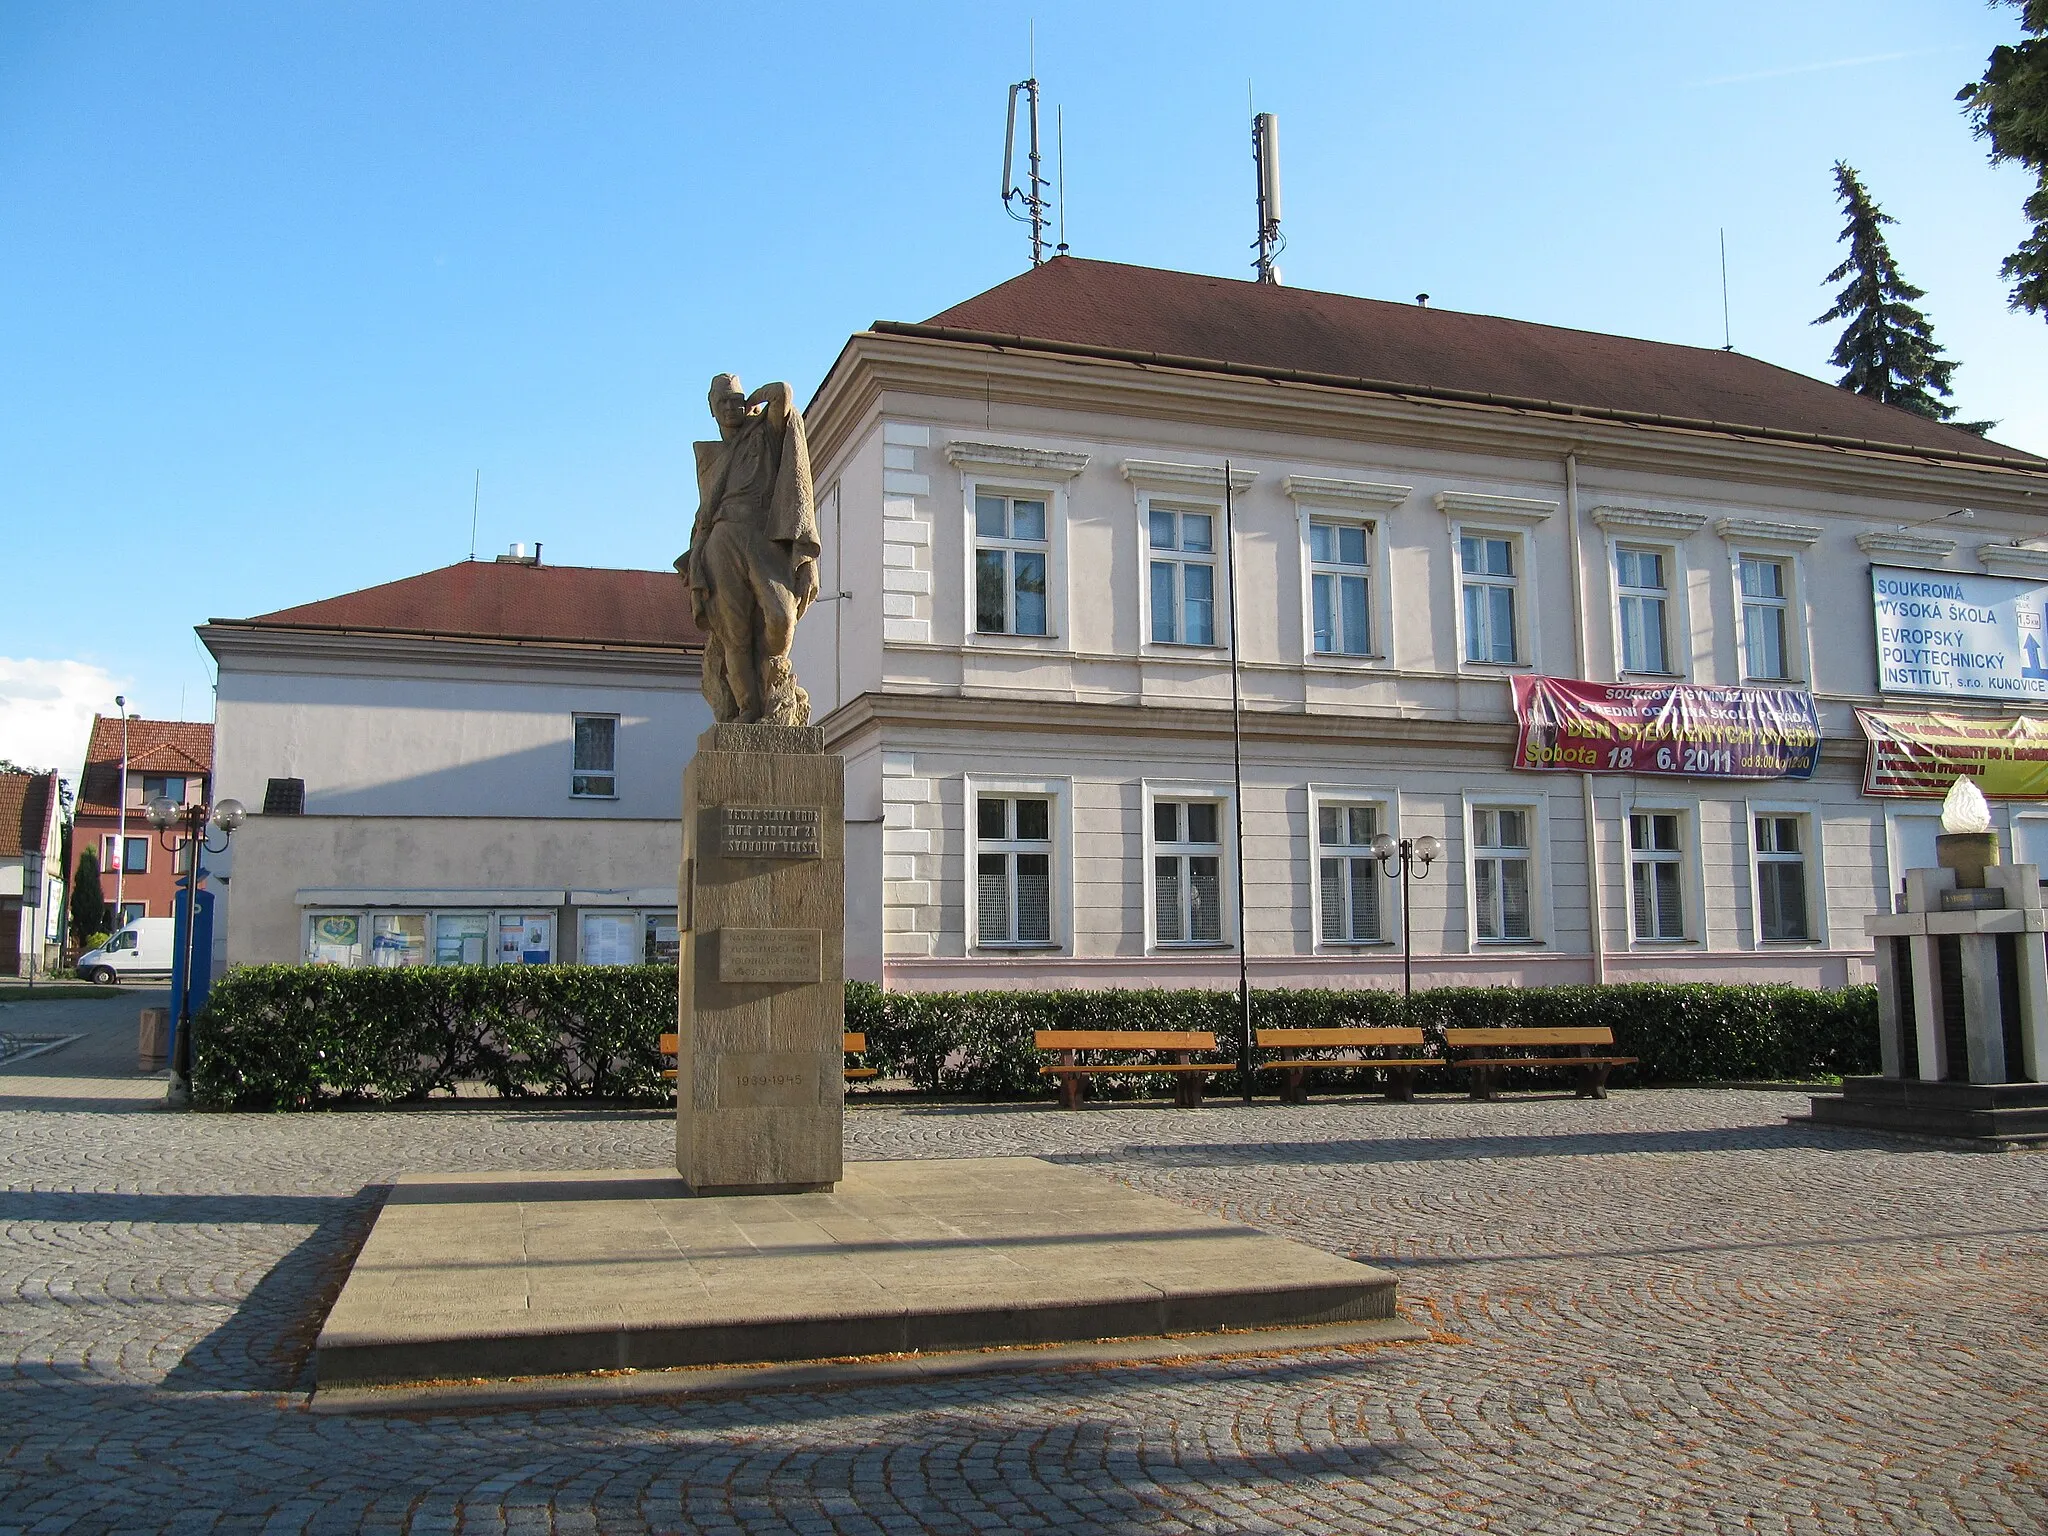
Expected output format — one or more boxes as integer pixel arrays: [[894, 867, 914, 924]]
[[675, 374, 821, 725]]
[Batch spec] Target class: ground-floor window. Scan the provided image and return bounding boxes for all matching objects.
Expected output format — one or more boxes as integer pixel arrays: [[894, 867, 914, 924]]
[[1316, 802, 1383, 943], [1755, 814, 1812, 942], [975, 794, 1054, 946], [1153, 798, 1225, 945], [1471, 806, 1534, 941], [1628, 811, 1686, 941]]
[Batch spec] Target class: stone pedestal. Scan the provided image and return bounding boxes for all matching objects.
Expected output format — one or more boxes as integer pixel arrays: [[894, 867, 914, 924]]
[[676, 724, 844, 1195]]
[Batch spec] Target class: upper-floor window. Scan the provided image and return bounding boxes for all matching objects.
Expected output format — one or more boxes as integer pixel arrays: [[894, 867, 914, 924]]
[[1153, 798, 1224, 944], [975, 795, 1053, 946], [1628, 811, 1686, 940], [1149, 509, 1216, 646], [1317, 802, 1383, 943], [1471, 806, 1533, 940], [141, 775, 188, 804], [974, 493, 1049, 636], [1755, 814, 1812, 941], [1739, 555, 1791, 681], [571, 714, 617, 798], [1460, 534, 1520, 664], [1309, 520, 1372, 656], [1616, 547, 1672, 674]]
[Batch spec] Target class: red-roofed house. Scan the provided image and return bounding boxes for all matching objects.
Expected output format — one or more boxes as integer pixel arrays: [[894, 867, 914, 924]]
[[790, 256, 2048, 993], [1, 771, 65, 976], [73, 717, 214, 930], [200, 551, 709, 969]]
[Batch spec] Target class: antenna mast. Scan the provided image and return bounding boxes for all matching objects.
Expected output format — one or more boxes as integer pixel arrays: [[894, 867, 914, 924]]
[[1002, 74, 1050, 265], [1252, 110, 1284, 284], [1719, 228, 1733, 351]]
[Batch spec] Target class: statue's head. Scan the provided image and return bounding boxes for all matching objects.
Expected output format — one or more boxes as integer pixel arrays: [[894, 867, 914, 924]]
[[709, 374, 750, 436]]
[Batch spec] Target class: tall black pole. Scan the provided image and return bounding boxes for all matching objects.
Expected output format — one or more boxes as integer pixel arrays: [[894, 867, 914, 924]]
[[1401, 860, 1413, 999], [1225, 460, 1251, 1101], [170, 813, 200, 1089]]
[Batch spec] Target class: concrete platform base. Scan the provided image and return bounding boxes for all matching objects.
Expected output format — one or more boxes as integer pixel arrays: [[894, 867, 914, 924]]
[[316, 1158, 1403, 1389], [1802, 1076, 2048, 1144]]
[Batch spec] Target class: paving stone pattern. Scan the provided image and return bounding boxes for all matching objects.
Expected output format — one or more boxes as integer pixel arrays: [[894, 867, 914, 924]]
[[1, 1002, 2043, 1534]]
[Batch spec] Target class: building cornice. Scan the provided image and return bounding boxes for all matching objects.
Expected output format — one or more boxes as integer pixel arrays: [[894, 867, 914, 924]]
[[1435, 490, 1556, 523], [198, 622, 703, 682], [802, 333, 2048, 513], [1975, 542, 2048, 578], [1855, 531, 1957, 565], [1590, 505, 1709, 535], [1714, 517, 1824, 547], [1280, 474, 1412, 510], [1119, 458, 1258, 493], [941, 440, 1090, 479]]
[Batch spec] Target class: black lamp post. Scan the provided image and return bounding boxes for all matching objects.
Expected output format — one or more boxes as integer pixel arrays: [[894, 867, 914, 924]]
[[146, 793, 245, 1107], [1371, 832, 1440, 997]]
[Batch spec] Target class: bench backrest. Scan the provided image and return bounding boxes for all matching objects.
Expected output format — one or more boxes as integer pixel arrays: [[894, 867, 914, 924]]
[[1255, 1027, 1426, 1048], [1442, 1027, 1616, 1048], [1034, 1030, 1223, 1052], [660, 1031, 867, 1054]]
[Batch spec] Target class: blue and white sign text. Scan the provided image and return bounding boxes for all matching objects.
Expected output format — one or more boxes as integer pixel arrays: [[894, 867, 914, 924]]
[[1871, 565, 2048, 700]]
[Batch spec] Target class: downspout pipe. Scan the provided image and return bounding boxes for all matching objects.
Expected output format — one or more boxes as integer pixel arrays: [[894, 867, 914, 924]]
[[1565, 452, 1607, 985]]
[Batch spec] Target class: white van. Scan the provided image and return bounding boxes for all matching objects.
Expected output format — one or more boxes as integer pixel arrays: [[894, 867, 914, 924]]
[[76, 918, 176, 984]]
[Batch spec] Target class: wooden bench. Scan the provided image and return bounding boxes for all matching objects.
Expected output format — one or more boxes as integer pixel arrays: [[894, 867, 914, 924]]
[[1443, 1027, 1636, 1100], [658, 1032, 876, 1083], [1035, 1030, 1231, 1110], [1254, 1027, 1443, 1103]]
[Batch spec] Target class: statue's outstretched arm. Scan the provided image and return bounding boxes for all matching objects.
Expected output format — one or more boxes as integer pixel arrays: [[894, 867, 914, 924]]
[[747, 380, 793, 429]]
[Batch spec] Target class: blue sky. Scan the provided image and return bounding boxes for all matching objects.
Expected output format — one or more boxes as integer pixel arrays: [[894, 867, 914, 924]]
[[2, 1, 2041, 777]]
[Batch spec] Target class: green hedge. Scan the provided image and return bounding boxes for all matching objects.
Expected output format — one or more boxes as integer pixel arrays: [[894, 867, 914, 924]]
[[195, 967, 1877, 1109], [193, 965, 675, 1109]]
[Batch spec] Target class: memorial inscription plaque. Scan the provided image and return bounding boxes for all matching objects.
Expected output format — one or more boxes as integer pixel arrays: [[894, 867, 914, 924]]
[[717, 1053, 823, 1109], [721, 807, 822, 859], [718, 927, 824, 984]]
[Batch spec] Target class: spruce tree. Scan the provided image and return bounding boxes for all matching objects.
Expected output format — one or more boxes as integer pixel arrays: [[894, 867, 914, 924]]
[[69, 848, 107, 947], [1959, 1, 2048, 318], [1814, 162, 1990, 433]]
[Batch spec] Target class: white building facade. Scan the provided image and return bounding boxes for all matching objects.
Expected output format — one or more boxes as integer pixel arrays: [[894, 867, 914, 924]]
[[792, 258, 2048, 993], [203, 557, 710, 970]]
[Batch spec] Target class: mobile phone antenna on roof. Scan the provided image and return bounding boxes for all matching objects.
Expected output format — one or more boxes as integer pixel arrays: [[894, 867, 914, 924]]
[[1001, 30, 1051, 266], [1252, 105, 1284, 284]]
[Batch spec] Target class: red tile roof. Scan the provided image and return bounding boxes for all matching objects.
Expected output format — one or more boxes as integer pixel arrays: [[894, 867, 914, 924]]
[[218, 561, 704, 651], [899, 257, 2041, 465], [77, 720, 213, 815], [0, 773, 57, 860]]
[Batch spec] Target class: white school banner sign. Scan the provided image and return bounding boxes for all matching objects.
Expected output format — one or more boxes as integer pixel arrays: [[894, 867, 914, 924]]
[[1870, 565, 2048, 702]]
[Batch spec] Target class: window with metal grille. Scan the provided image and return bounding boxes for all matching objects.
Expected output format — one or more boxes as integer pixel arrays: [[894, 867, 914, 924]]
[[1616, 546, 1672, 674], [1149, 509, 1217, 646], [1309, 520, 1372, 656], [975, 795, 1053, 945], [1460, 534, 1520, 663], [571, 714, 617, 798], [1153, 798, 1224, 944], [1629, 811, 1686, 940], [1755, 814, 1812, 941], [1739, 556, 1792, 681], [1472, 806, 1533, 940], [1317, 803, 1383, 942], [973, 493, 1049, 636]]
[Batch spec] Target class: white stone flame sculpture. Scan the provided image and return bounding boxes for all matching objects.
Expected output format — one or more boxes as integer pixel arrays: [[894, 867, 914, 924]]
[[1940, 776, 1993, 835]]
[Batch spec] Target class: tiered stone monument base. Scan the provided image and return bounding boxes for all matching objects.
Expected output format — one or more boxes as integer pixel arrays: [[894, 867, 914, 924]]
[[312, 1158, 1411, 1400], [1804, 1076, 2048, 1145]]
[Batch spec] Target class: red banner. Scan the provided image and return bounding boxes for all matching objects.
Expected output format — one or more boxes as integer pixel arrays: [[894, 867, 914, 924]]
[[1511, 676, 1821, 780]]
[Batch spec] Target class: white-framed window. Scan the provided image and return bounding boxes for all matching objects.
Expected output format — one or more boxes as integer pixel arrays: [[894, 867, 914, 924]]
[[1627, 811, 1687, 941], [1463, 797, 1548, 945], [1145, 784, 1232, 948], [1459, 531, 1523, 664], [1147, 506, 1219, 647], [571, 714, 617, 799], [1308, 519, 1373, 657], [1737, 554, 1793, 682], [1751, 801, 1829, 946], [1615, 546, 1674, 675], [973, 491, 1050, 637], [1313, 796, 1387, 945], [973, 793, 1054, 946]]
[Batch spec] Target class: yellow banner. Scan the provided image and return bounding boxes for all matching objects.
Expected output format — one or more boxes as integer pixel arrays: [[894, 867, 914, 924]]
[[1856, 709, 2048, 798]]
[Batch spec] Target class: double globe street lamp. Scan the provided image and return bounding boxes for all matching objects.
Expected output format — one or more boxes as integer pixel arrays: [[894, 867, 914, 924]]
[[1370, 832, 1441, 998], [145, 793, 246, 1107]]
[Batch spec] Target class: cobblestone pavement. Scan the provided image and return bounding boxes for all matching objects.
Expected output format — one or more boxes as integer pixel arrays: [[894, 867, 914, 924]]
[[1, 1004, 2042, 1534]]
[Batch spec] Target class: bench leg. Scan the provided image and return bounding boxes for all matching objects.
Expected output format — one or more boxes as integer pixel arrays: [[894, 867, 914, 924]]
[[1058, 1072, 1084, 1110], [1387, 1067, 1415, 1103], [1583, 1062, 1612, 1100], [1176, 1072, 1205, 1108], [1283, 1067, 1307, 1105], [1468, 1068, 1496, 1102]]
